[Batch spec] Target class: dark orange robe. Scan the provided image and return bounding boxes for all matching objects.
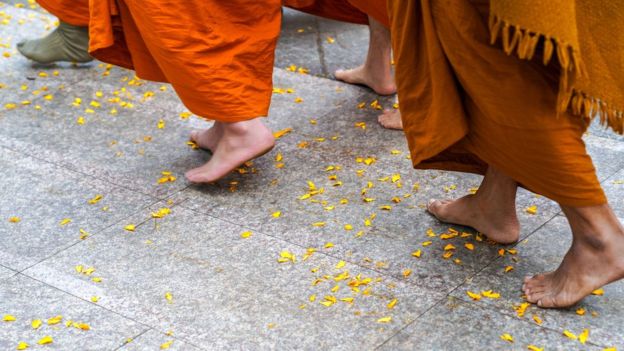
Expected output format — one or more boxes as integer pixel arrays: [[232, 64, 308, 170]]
[[285, 0, 389, 28], [39, 0, 282, 122], [389, 0, 606, 207]]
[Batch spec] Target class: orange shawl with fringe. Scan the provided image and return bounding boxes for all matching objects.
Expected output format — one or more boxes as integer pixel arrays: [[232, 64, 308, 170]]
[[489, 1, 624, 134]]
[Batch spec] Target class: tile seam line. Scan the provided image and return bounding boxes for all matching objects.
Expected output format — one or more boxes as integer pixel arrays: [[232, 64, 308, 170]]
[[10, 272, 154, 337], [15, 195, 166, 274], [0, 141, 173, 200], [112, 328, 209, 351], [112, 328, 152, 351]]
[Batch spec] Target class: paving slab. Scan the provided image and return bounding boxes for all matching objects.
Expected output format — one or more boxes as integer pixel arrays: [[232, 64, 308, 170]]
[[450, 216, 624, 350], [379, 296, 603, 351], [0, 147, 155, 271], [23, 202, 445, 350], [0, 274, 147, 351], [118, 329, 202, 351]]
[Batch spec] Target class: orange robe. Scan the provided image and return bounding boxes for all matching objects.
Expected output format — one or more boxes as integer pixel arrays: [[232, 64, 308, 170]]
[[389, 0, 606, 207], [37, 0, 88, 26], [285, 0, 389, 28], [39, 0, 282, 122]]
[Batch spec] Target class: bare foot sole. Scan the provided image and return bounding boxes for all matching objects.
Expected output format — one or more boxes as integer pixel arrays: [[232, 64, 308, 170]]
[[334, 65, 396, 96], [190, 123, 222, 153], [426, 195, 520, 244], [185, 121, 275, 183], [378, 109, 403, 130], [522, 238, 624, 308]]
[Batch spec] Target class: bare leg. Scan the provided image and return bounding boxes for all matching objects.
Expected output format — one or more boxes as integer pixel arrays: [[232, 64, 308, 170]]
[[378, 109, 403, 130], [427, 165, 520, 244], [523, 205, 624, 308], [334, 16, 396, 95], [190, 122, 223, 153], [185, 117, 275, 183]]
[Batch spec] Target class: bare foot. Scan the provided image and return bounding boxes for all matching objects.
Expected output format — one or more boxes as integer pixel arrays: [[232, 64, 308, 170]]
[[523, 205, 624, 308], [427, 195, 520, 244], [185, 118, 275, 183], [190, 122, 223, 153], [426, 166, 520, 244], [378, 109, 403, 130], [335, 65, 396, 95]]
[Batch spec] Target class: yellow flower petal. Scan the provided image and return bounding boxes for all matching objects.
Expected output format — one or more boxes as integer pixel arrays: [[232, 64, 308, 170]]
[[387, 298, 398, 309], [591, 288, 604, 296], [377, 316, 392, 323], [47, 315, 62, 325], [525, 205, 537, 215], [3, 314, 16, 322], [578, 329, 589, 344], [563, 330, 577, 340], [31, 319, 42, 329], [500, 333, 514, 343], [37, 336, 53, 345], [160, 340, 174, 349], [466, 291, 481, 301]]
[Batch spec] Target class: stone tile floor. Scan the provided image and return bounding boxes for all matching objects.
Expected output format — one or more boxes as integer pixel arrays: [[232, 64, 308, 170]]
[[0, 2, 623, 350]]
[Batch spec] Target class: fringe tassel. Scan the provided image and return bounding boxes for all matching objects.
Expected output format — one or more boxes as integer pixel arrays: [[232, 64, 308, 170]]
[[570, 90, 624, 134], [488, 15, 623, 135]]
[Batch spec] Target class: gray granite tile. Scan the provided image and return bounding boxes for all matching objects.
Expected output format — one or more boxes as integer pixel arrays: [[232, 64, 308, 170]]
[[0, 274, 146, 351], [602, 168, 624, 218], [379, 296, 603, 351], [23, 202, 445, 350], [0, 148, 155, 271], [118, 329, 202, 351], [585, 134, 624, 182], [276, 8, 324, 77], [450, 216, 624, 350]]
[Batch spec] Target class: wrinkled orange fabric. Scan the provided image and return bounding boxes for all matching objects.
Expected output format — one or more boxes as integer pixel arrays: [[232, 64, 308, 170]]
[[285, 0, 388, 28], [37, 0, 89, 26], [389, 0, 606, 207], [39, 0, 282, 122]]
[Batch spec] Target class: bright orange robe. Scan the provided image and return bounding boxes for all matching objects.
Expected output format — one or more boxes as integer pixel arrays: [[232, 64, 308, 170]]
[[39, 0, 282, 122], [389, 0, 606, 207], [37, 0, 89, 26], [285, 0, 389, 28]]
